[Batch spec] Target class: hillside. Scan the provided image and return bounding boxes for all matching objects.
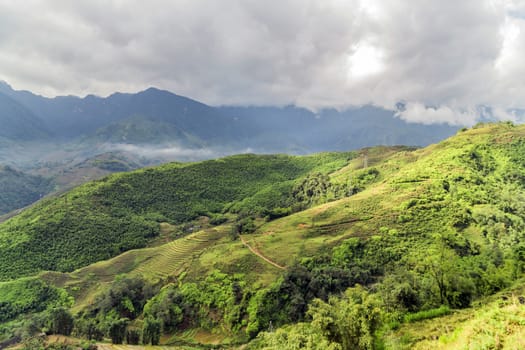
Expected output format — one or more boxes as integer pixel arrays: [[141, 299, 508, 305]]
[[92, 115, 205, 147], [1, 123, 525, 349], [0, 152, 354, 280], [0, 166, 54, 215]]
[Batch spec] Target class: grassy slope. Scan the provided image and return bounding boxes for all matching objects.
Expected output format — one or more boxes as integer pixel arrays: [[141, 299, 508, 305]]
[[383, 280, 525, 349], [243, 123, 524, 266], [237, 123, 525, 348]]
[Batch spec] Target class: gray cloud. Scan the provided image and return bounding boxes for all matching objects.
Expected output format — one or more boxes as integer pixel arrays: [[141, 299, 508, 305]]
[[0, 0, 524, 125]]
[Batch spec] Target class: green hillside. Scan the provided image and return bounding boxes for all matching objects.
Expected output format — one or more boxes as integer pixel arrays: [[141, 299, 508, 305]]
[[2, 122, 525, 349], [0, 152, 354, 280]]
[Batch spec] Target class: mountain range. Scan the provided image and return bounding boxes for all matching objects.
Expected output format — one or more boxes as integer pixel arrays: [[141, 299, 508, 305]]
[[0, 81, 459, 152], [0, 81, 462, 216]]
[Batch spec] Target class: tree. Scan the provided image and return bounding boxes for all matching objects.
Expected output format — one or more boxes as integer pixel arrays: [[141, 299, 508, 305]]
[[47, 307, 74, 336], [308, 285, 381, 350], [142, 317, 161, 345], [143, 285, 183, 332], [126, 328, 141, 345], [253, 323, 341, 350], [108, 318, 129, 344], [418, 241, 474, 308]]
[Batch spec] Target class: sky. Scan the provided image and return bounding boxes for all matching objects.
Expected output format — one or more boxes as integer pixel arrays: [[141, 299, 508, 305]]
[[0, 0, 524, 125]]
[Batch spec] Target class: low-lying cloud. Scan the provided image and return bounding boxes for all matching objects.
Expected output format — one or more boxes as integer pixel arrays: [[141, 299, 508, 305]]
[[103, 143, 255, 162], [396, 103, 478, 126]]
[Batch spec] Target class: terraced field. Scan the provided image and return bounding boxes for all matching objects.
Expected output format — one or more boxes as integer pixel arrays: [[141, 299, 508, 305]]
[[132, 228, 225, 280], [41, 226, 229, 309]]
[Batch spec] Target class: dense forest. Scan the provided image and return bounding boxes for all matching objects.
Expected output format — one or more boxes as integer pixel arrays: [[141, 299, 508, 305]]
[[1, 123, 525, 349]]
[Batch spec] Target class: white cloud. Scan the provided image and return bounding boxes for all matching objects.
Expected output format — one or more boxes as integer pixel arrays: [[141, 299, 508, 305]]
[[396, 103, 478, 126], [103, 143, 255, 161], [0, 0, 524, 125], [347, 42, 385, 80]]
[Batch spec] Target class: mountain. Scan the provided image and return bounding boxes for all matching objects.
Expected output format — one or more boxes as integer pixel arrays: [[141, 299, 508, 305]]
[[219, 105, 459, 152], [34, 151, 148, 190], [0, 81, 459, 153], [0, 91, 49, 141], [1, 123, 525, 348], [92, 114, 205, 146], [0, 82, 239, 142]]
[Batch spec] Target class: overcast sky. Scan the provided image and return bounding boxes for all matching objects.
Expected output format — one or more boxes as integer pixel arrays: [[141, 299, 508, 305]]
[[0, 0, 524, 124]]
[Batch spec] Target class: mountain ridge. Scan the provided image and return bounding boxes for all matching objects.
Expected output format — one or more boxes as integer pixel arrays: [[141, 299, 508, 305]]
[[0, 81, 459, 150]]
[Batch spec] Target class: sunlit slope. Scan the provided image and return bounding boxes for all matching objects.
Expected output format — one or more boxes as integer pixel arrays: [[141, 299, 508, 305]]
[[40, 123, 525, 315], [241, 123, 525, 271]]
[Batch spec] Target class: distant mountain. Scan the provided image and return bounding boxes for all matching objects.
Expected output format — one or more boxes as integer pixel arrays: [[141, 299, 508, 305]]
[[26, 151, 145, 187], [92, 114, 205, 146], [0, 91, 49, 141], [0, 81, 459, 152], [218, 105, 459, 152], [0, 83, 239, 142]]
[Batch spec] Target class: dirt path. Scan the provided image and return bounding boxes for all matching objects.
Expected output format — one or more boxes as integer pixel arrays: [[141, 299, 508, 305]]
[[239, 235, 286, 270]]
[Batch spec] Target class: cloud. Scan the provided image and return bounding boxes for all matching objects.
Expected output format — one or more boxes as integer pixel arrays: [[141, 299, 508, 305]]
[[395, 103, 477, 126], [0, 0, 524, 125], [103, 143, 255, 161]]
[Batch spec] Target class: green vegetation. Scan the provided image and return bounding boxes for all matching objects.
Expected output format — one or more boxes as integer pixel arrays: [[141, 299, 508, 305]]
[[0, 152, 353, 280], [248, 285, 381, 350], [3, 123, 525, 349], [0, 278, 69, 324]]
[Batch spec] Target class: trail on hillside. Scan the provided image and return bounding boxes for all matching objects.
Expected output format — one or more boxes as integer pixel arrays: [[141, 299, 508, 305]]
[[239, 235, 286, 270]]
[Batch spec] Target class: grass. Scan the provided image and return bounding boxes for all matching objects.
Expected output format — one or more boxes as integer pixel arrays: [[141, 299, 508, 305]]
[[404, 306, 451, 323]]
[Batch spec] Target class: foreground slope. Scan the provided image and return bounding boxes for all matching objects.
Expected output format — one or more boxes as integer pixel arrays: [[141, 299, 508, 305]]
[[245, 122, 525, 348]]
